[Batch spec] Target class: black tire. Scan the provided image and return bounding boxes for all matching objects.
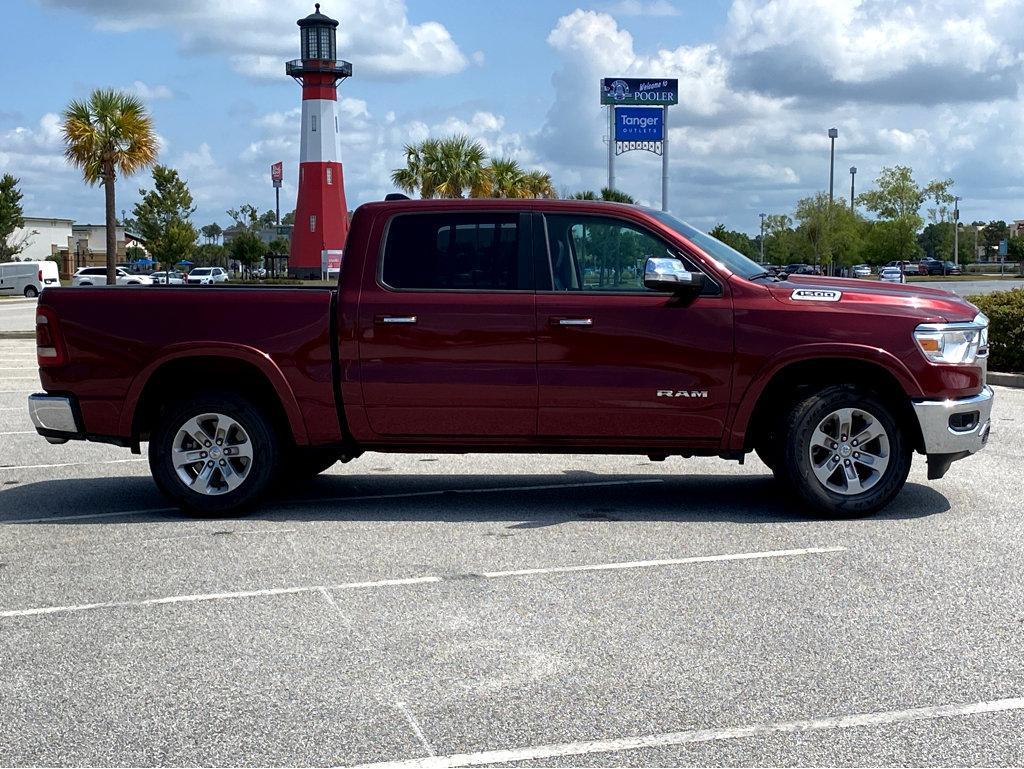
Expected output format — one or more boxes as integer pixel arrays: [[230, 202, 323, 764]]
[[780, 384, 911, 517], [149, 393, 280, 515], [24, 286, 38, 298]]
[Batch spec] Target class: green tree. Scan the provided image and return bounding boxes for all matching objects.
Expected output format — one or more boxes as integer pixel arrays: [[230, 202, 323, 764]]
[[267, 236, 290, 256], [201, 222, 223, 244], [856, 165, 932, 262], [391, 135, 490, 199], [918, 221, 955, 260], [0, 174, 26, 262], [132, 165, 198, 269], [193, 242, 226, 268], [524, 170, 556, 199], [227, 229, 266, 271], [709, 224, 758, 259], [125, 243, 146, 263], [571, 188, 636, 203], [62, 88, 158, 284], [257, 209, 278, 229], [794, 193, 863, 271], [486, 157, 528, 198], [281, 210, 295, 226], [227, 204, 261, 231], [981, 220, 1009, 252]]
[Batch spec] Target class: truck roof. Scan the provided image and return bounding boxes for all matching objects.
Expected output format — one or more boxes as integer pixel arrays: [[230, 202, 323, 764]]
[[356, 197, 647, 216]]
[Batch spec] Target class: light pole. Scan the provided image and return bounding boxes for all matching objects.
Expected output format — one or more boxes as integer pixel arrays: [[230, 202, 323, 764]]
[[828, 128, 838, 203], [953, 196, 961, 267], [759, 212, 766, 263], [849, 166, 857, 210]]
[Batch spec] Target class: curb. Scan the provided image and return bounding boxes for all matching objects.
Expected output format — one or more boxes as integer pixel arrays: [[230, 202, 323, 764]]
[[989, 372, 1024, 388], [0, 331, 34, 340]]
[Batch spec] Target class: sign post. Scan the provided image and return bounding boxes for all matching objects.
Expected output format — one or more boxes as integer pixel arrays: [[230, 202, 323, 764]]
[[601, 78, 678, 211], [271, 161, 283, 225]]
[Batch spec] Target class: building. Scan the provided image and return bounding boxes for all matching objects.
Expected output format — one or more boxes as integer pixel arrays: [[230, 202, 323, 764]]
[[6, 217, 74, 263], [286, 4, 352, 279]]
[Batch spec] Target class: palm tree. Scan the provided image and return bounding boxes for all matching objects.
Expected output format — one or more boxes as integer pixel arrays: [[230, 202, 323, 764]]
[[391, 135, 489, 199], [571, 188, 636, 204], [62, 89, 158, 285], [524, 170, 556, 199], [486, 158, 528, 198]]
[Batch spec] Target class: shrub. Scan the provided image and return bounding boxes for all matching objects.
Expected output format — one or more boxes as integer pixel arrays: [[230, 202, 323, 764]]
[[967, 289, 1024, 373]]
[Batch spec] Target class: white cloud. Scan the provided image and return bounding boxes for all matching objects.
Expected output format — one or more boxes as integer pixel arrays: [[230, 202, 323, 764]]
[[128, 81, 174, 100], [42, 0, 468, 80], [605, 0, 680, 16]]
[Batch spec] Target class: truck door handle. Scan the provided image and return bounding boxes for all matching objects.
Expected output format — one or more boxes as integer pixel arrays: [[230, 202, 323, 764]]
[[551, 317, 593, 327], [376, 315, 418, 325]]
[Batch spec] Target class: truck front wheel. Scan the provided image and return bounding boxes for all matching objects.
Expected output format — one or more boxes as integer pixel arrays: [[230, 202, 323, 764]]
[[781, 385, 911, 517], [149, 393, 280, 515]]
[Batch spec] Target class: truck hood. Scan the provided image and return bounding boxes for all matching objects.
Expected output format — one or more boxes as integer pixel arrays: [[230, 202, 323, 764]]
[[767, 275, 979, 323]]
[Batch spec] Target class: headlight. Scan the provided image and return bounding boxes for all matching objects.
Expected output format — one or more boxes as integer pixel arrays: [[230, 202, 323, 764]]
[[914, 313, 989, 365]]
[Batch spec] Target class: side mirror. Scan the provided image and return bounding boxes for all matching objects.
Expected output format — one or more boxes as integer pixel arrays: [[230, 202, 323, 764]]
[[644, 257, 703, 294]]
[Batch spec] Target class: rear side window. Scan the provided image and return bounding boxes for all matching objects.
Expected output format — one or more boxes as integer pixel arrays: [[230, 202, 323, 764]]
[[382, 213, 529, 291]]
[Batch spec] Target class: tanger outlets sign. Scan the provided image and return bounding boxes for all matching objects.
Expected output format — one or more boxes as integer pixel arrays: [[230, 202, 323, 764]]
[[601, 78, 678, 106], [615, 107, 663, 141]]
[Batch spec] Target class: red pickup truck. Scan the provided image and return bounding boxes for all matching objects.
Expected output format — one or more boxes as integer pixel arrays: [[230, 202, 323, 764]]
[[28, 198, 992, 517]]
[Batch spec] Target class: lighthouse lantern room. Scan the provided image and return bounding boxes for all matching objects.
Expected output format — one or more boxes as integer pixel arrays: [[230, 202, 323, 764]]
[[285, 4, 352, 279]]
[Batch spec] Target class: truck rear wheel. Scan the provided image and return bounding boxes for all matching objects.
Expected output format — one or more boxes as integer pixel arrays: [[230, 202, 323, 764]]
[[780, 385, 911, 517], [149, 393, 280, 515]]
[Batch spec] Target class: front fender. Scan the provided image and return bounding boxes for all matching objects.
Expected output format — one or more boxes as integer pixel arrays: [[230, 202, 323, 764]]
[[724, 343, 923, 451]]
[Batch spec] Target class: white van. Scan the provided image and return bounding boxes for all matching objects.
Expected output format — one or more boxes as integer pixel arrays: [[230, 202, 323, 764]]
[[0, 261, 61, 298]]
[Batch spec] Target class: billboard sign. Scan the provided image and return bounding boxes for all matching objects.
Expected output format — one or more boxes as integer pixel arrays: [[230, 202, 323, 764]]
[[271, 161, 283, 188], [615, 107, 664, 141], [601, 78, 678, 106]]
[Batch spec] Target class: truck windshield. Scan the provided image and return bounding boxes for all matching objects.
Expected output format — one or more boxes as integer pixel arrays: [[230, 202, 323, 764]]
[[643, 208, 764, 280]]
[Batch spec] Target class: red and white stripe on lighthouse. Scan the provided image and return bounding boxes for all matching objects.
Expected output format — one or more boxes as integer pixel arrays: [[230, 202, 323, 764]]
[[286, 4, 352, 279]]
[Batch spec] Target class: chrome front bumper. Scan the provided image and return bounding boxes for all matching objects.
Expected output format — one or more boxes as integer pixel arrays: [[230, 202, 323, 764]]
[[912, 386, 993, 456], [28, 394, 81, 443]]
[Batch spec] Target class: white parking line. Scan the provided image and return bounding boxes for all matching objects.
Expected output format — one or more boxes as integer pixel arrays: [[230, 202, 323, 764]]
[[397, 702, 436, 757], [351, 696, 1024, 768], [0, 458, 146, 471], [0, 430, 34, 435], [0, 478, 665, 524], [0, 546, 844, 619]]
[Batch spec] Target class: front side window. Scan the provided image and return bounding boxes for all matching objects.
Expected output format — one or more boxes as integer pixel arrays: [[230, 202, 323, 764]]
[[382, 213, 527, 291], [544, 215, 671, 292]]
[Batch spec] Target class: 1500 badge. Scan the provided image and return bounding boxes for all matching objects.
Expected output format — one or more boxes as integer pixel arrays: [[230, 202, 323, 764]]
[[791, 289, 842, 302]]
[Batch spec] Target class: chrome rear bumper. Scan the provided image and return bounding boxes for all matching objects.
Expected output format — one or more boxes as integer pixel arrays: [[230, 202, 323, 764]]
[[28, 394, 81, 443]]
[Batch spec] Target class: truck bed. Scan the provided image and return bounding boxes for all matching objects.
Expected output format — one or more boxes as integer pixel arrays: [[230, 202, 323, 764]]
[[37, 285, 344, 446]]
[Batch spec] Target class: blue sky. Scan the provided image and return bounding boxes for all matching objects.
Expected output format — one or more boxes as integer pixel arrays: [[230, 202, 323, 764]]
[[2, 0, 1022, 234]]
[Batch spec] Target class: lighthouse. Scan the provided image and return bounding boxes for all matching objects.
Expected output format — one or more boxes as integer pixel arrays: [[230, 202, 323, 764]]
[[286, 4, 352, 279]]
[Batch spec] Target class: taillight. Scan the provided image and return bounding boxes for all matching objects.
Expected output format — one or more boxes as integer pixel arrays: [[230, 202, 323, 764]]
[[38, 270, 43, 282], [36, 306, 67, 366]]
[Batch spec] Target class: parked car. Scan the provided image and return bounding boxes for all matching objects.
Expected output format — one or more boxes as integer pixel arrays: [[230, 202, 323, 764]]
[[71, 267, 153, 286], [29, 198, 992, 518], [186, 267, 229, 285], [784, 263, 820, 275], [879, 266, 905, 283], [149, 271, 186, 286], [852, 264, 871, 278], [941, 261, 962, 276], [0, 260, 60, 297]]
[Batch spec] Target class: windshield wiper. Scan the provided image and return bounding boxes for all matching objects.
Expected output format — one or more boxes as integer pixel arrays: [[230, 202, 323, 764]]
[[746, 271, 779, 282]]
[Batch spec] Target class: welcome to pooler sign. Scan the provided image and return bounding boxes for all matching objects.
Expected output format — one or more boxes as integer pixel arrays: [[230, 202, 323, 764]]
[[601, 78, 679, 106]]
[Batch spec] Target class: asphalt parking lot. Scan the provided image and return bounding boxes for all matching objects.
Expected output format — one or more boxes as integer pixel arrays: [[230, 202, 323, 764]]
[[1, 336, 1023, 767]]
